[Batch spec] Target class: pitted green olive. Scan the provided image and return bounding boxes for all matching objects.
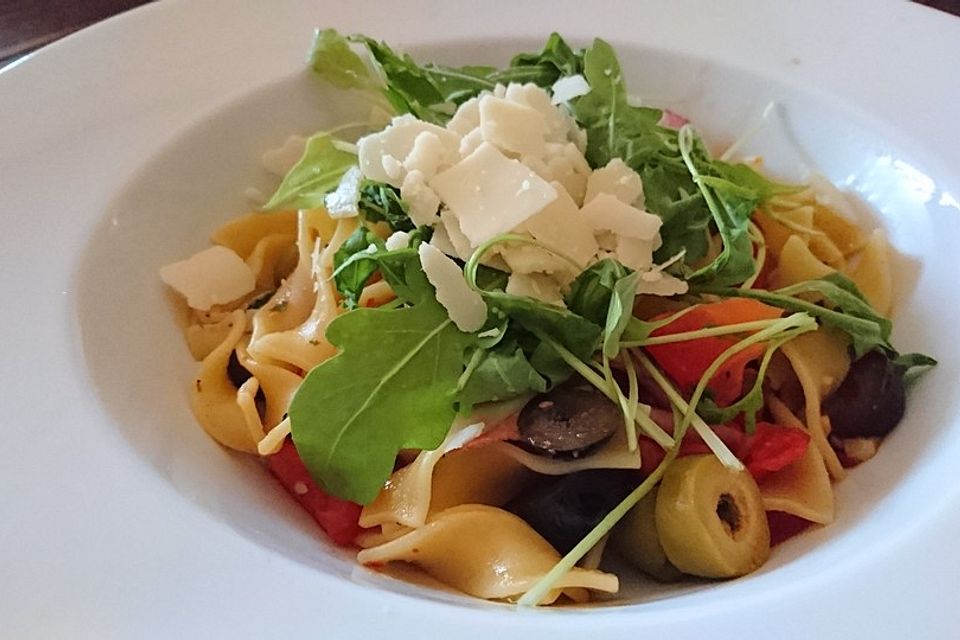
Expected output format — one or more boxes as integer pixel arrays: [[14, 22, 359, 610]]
[[655, 454, 770, 578], [610, 487, 683, 582]]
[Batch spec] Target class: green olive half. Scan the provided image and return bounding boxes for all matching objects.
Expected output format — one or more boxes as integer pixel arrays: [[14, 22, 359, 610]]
[[610, 486, 683, 582], [656, 454, 770, 578]]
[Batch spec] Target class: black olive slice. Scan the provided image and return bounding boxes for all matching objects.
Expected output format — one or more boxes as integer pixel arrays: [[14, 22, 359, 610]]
[[517, 380, 622, 457], [823, 350, 906, 439], [507, 470, 637, 554]]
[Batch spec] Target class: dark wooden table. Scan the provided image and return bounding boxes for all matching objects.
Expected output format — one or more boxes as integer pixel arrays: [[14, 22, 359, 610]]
[[1, 0, 958, 69]]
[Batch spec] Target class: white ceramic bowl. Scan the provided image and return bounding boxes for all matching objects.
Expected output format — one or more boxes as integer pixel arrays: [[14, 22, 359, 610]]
[[2, 1, 960, 637]]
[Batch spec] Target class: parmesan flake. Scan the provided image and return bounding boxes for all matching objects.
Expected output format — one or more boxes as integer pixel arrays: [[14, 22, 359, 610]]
[[418, 243, 488, 332]]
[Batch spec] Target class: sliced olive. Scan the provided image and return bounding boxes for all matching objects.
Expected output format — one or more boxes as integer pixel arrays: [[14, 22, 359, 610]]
[[518, 379, 622, 457], [823, 350, 905, 439], [610, 487, 683, 582], [506, 469, 637, 554], [656, 455, 770, 578]]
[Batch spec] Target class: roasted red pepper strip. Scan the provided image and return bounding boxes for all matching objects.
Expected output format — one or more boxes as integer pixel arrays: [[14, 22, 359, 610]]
[[267, 438, 365, 546], [645, 299, 783, 406]]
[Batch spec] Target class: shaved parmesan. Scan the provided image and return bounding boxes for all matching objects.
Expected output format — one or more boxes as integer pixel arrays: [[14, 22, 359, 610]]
[[506, 272, 566, 306], [418, 243, 488, 332], [580, 193, 661, 240], [503, 84, 571, 144], [439, 209, 474, 260], [615, 237, 654, 272], [636, 270, 689, 296], [160, 246, 256, 311], [551, 75, 591, 104], [400, 170, 441, 226], [324, 165, 363, 218], [522, 184, 598, 266], [447, 97, 481, 137], [458, 127, 485, 159], [385, 231, 411, 251], [403, 131, 447, 178], [357, 115, 460, 186], [500, 242, 568, 275], [479, 95, 548, 157], [430, 142, 557, 246], [584, 158, 644, 206], [429, 223, 460, 258]]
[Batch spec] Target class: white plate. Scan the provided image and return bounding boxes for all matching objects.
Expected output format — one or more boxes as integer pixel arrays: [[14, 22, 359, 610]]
[[2, 0, 960, 637]]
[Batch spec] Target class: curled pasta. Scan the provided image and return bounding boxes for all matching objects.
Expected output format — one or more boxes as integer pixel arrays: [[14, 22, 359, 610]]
[[190, 309, 259, 452], [245, 232, 298, 290], [248, 214, 355, 370], [762, 395, 835, 524], [357, 504, 619, 603], [780, 329, 849, 480], [211, 210, 299, 258]]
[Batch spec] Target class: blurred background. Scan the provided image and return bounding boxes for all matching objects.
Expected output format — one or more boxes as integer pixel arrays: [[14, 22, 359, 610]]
[[1, 0, 958, 69]]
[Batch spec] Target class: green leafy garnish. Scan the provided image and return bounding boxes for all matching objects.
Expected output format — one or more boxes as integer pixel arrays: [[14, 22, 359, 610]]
[[320, 32, 586, 126], [290, 295, 476, 504], [357, 180, 415, 231], [565, 259, 632, 326], [263, 132, 357, 210], [456, 341, 548, 411], [308, 29, 375, 91], [331, 227, 385, 309]]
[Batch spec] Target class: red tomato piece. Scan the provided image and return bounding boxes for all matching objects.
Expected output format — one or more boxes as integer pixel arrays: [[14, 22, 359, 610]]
[[645, 299, 783, 406], [638, 419, 808, 482], [742, 422, 811, 481], [267, 438, 365, 547]]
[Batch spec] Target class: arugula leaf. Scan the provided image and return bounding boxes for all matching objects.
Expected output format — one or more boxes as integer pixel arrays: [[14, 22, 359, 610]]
[[570, 39, 670, 170], [474, 264, 509, 292], [565, 258, 632, 325], [332, 227, 385, 309], [263, 133, 357, 210], [347, 35, 495, 125], [505, 32, 585, 86], [290, 297, 476, 504], [894, 352, 938, 370], [711, 161, 803, 201], [483, 291, 602, 361], [456, 342, 547, 411], [335, 32, 585, 125], [602, 271, 640, 358], [357, 180, 415, 231], [376, 251, 433, 306], [643, 165, 710, 262], [677, 126, 757, 287], [309, 29, 375, 90]]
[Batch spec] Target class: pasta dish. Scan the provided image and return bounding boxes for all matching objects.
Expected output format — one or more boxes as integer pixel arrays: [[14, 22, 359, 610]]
[[160, 31, 934, 606]]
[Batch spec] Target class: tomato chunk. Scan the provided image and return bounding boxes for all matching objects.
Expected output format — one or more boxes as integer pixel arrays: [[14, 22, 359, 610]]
[[645, 299, 782, 406], [267, 438, 365, 547], [638, 420, 809, 482], [742, 422, 810, 481]]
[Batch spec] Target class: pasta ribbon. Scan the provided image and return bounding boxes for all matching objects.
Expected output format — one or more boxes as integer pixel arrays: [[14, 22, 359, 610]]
[[190, 309, 260, 452], [357, 505, 619, 603], [248, 212, 355, 370], [211, 210, 299, 258], [762, 395, 835, 524], [780, 329, 850, 480]]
